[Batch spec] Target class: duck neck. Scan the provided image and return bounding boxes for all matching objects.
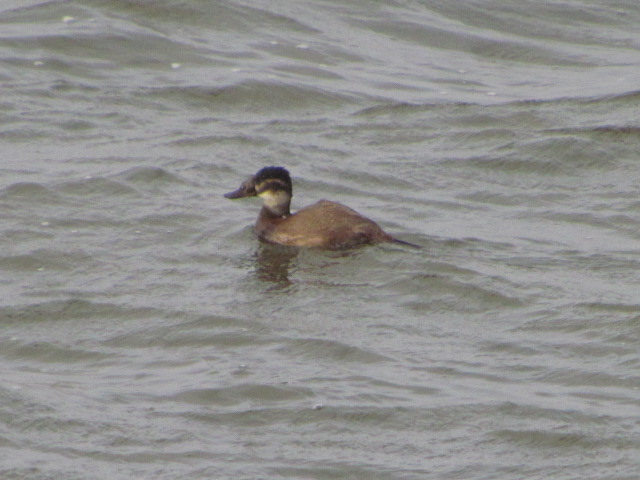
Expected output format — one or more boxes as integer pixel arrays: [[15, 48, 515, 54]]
[[260, 203, 290, 218], [258, 191, 291, 218]]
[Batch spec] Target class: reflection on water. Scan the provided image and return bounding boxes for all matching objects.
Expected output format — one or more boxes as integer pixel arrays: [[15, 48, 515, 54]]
[[251, 242, 374, 288], [252, 243, 299, 286]]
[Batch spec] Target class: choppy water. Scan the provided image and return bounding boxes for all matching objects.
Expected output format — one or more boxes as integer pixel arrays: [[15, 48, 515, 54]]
[[2, 1, 640, 479]]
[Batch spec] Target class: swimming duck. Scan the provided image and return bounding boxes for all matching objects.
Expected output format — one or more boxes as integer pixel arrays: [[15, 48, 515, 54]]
[[224, 166, 419, 249]]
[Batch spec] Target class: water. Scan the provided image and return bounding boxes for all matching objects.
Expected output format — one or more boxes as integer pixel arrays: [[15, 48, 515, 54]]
[[1, 1, 640, 479]]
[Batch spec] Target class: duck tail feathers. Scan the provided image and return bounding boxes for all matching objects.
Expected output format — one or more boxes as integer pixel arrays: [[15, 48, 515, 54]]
[[391, 237, 421, 249]]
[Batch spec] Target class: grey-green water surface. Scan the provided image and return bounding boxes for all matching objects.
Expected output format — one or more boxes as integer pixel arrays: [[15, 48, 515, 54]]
[[1, 1, 639, 479]]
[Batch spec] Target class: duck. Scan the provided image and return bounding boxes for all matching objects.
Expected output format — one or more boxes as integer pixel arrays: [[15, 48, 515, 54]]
[[224, 166, 420, 249]]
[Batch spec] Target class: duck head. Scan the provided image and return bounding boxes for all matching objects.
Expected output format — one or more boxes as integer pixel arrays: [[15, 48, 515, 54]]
[[225, 166, 293, 217]]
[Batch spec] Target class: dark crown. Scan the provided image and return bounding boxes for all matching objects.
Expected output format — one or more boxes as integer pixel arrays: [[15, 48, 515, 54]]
[[254, 166, 292, 195]]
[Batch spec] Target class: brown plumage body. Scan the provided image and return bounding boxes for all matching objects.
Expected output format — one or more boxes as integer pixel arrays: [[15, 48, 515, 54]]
[[255, 199, 394, 248], [224, 166, 419, 250]]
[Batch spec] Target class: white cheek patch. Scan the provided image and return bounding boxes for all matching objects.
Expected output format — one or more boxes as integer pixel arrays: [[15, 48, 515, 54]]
[[258, 190, 287, 208]]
